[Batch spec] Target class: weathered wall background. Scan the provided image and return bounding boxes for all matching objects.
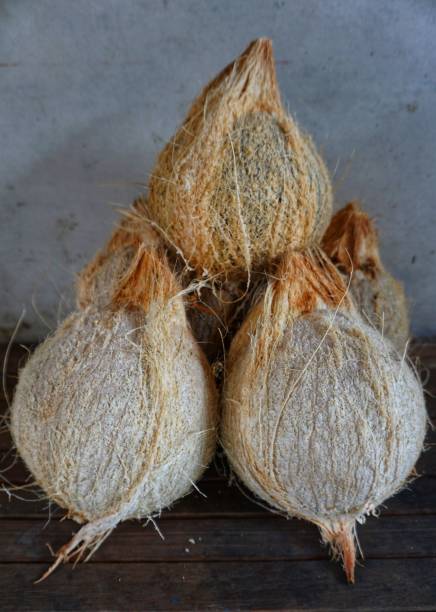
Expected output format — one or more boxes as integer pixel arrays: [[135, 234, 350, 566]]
[[0, 0, 435, 340]]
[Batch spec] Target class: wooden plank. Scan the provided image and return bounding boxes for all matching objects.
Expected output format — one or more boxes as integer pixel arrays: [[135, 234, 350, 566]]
[[0, 515, 435, 564], [1, 559, 436, 611]]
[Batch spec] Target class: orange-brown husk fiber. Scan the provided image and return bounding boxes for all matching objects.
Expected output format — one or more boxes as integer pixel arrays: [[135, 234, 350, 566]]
[[322, 202, 409, 351], [147, 38, 332, 277]]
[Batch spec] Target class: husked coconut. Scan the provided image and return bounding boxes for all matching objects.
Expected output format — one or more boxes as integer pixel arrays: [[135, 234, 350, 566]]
[[11, 225, 217, 581], [221, 248, 426, 582], [147, 38, 332, 277]]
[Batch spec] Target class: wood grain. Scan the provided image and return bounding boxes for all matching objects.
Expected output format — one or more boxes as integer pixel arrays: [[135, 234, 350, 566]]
[[1, 559, 436, 611]]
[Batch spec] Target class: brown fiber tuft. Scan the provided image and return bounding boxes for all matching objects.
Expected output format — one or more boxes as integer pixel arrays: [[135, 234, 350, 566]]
[[320, 520, 356, 584], [275, 249, 353, 316], [77, 196, 160, 309], [322, 202, 381, 275], [112, 246, 180, 313]]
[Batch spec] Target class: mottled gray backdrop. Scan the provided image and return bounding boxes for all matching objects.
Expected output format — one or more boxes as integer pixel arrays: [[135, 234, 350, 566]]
[[1, 0, 435, 340]]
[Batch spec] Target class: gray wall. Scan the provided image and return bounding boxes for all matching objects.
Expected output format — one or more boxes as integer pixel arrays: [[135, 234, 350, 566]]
[[1, 0, 435, 341]]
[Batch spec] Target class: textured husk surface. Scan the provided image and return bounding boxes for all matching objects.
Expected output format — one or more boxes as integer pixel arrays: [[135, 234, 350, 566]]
[[221, 249, 426, 580], [147, 38, 332, 276], [78, 198, 243, 364], [322, 202, 409, 352], [12, 301, 217, 524], [10, 217, 218, 578]]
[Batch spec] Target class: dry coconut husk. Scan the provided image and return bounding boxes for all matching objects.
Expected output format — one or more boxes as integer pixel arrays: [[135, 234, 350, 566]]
[[185, 282, 242, 363], [221, 248, 426, 582], [147, 38, 332, 277], [322, 202, 409, 353], [11, 226, 218, 581], [186, 271, 271, 365]]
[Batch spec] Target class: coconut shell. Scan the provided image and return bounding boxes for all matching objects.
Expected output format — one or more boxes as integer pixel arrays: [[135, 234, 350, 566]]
[[11, 237, 218, 580], [221, 249, 426, 582], [322, 202, 409, 352], [147, 38, 332, 276]]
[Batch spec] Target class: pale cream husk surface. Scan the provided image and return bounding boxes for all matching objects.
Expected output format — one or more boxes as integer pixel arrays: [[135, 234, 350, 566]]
[[12, 303, 216, 523], [11, 219, 217, 579], [147, 38, 332, 276], [221, 250, 426, 581], [351, 270, 408, 351]]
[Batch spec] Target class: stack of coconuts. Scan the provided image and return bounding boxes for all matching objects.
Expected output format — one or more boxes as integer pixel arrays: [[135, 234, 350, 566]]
[[10, 39, 427, 583]]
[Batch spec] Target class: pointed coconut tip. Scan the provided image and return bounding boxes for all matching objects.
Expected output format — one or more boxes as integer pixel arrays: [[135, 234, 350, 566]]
[[242, 37, 274, 67], [322, 201, 381, 275], [216, 36, 275, 82], [232, 37, 280, 105], [194, 36, 281, 117], [111, 245, 180, 314], [76, 199, 161, 310], [341, 200, 363, 216], [320, 520, 357, 584], [275, 249, 354, 316]]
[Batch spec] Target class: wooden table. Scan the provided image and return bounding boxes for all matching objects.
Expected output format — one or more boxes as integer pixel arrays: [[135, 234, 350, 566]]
[[1, 343, 435, 611]]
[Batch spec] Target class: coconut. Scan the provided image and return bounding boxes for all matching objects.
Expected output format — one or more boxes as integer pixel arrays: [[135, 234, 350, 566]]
[[147, 38, 332, 277], [11, 229, 218, 580], [322, 202, 409, 352], [221, 248, 426, 582]]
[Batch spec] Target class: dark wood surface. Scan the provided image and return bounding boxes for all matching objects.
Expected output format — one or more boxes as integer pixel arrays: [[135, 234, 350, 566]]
[[1, 342, 435, 611]]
